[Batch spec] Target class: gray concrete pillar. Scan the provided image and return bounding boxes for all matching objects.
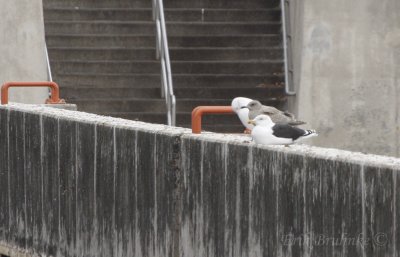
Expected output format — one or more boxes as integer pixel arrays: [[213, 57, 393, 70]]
[[0, 0, 49, 104]]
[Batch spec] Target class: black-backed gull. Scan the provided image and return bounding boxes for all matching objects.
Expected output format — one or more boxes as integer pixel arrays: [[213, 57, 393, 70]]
[[248, 115, 317, 145]]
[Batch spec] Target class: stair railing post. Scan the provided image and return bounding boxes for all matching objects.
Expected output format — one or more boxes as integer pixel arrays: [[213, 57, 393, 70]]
[[281, 0, 296, 95], [153, 0, 176, 126]]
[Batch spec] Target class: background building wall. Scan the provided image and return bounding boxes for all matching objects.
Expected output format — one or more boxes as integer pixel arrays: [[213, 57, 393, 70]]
[[290, 0, 400, 157], [0, 0, 49, 104]]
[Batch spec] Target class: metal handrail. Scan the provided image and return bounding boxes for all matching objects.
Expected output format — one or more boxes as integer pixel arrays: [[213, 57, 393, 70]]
[[191, 106, 234, 134], [45, 43, 53, 82], [152, 0, 176, 126], [281, 0, 296, 95], [1, 81, 65, 105]]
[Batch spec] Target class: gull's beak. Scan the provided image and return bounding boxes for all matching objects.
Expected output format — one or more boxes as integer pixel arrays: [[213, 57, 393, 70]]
[[240, 106, 248, 109], [248, 120, 255, 125]]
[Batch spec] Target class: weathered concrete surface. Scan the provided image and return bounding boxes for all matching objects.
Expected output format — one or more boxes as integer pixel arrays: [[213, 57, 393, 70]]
[[289, 0, 400, 157], [179, 133, 400, 257], [0, 1, 48, 103], [0, 104, 400, 257], [0, 104, 186, 257]]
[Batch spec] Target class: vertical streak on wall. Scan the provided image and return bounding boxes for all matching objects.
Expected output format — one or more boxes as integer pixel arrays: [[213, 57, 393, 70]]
[[117, 128, 135, 256], [277, 153, 305, 256], [57, 118, 61, 257], [112, 127, 117, 257], [153, 134, 158, 257], [396, 170, 400, 252], [39, 114, 44, 254], [223, 143, 229, 256], [364, 166, 396, 256], [199, 140, 205, 256], [361, 166, 366, 257], [92, 125, 97, 254], [8, 110, 26, 248], [24, 112, 42, 253], [74, 122, 79, 257], [42, 115, 59, 256], [247, 146, 255, 256], [393, 171, 397, 255], [23, 114, 27, 252], [76, 122, 96, 256], [0, 109, 9, 243], [136, 130, 155, 256], [58, 118, 77, 257], [96, 125, 115, 257], [134, 130, 140, 257]]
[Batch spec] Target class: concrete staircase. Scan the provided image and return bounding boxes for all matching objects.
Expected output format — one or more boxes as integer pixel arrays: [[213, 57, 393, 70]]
[[43, 0, 285, 132]]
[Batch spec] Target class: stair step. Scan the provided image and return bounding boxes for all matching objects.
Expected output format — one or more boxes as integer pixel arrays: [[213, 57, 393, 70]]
[[60, 87, 284, 100], [52, 60, 283, 74], [48, 48, 156, 61], [72, 98, 284, 112], [44, 8, 153, 21], [45, 21, 155, 34], [170, 47, 283, 61], [167, 0, 280, 9], [54, 73, 284, 88], [44, 8, 280, 22], [62, 87, 162, 99], [164, 8, 281, 22], [43, 0, 279, 9], [46, 34, 281, 48], [44, 21, 281, 35], [43, 0, 151, 8], [48, 47, 283, 61]]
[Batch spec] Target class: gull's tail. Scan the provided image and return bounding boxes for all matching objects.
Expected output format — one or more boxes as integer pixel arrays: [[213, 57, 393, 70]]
[[301, 129, 318, 139]]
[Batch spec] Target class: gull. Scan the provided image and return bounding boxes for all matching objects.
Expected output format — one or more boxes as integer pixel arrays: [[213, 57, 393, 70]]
[[231, 97, 253, 130], [247, 100, 306, 126], [248, 115, 317, 145]]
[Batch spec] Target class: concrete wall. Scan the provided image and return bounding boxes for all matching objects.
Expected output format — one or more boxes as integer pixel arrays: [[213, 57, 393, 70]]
[[0, 0, 49, 104], [0, 104, 400, 257], [290, 0, 400, 157]]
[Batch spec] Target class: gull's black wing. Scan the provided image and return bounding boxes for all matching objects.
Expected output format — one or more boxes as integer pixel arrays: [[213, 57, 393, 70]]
[[272, 124, 305, 140]]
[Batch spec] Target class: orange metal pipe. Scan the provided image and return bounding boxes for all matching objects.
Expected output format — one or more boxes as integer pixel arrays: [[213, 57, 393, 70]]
[[1, 81, 65, 105], [191, 106, 234, 134]]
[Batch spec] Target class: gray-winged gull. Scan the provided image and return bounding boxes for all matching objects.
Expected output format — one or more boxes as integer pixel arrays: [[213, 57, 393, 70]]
[[247, 100, 306, 126], [231, 97, 253, 130]]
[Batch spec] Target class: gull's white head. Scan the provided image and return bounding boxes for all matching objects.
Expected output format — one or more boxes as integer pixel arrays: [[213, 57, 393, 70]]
[[248, 114, 274, 127], [231, 97, 253, 114]]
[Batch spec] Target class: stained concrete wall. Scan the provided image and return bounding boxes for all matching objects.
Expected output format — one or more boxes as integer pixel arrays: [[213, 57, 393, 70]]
[[0, 104, 400, 257], [0, 0, 49, 103], [289, 0, 400, 157]]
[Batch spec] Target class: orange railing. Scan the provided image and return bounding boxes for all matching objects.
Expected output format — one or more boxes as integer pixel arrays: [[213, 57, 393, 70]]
[[1, 81, 65, 105], [191, 106, 234, 134]]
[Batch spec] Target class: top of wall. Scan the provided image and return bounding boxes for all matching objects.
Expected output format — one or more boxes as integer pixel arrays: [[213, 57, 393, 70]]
[[2, 103, 400, 170]]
